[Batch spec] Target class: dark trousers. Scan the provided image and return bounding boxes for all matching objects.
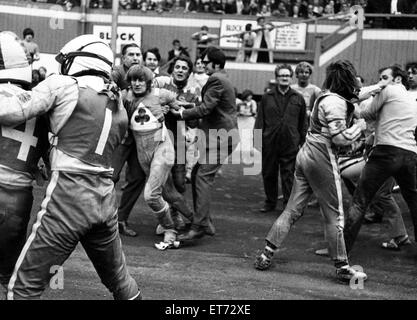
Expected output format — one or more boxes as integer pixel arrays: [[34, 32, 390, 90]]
[[262, 145, 297, 207], [172, 163, 186, 194], [112, 143, 146, 222], [0, 184, 33, 288], [344, 145, 417, 253], [191, 142, 236, 230]]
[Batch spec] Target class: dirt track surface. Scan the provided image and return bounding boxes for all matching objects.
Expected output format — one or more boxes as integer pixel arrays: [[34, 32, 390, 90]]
[[28, 157, 417, 300]]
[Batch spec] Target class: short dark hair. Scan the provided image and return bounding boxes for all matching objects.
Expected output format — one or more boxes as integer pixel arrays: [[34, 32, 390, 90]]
[[173, 55, 193, 74], [144, 47, 161, 62], [23, 28, 34, 38], [275, 64, 294, 78], [121, 43, 140, 56], [379, 64, 409, 88], [245, 23, 252, 32], [172, 39, 180, 45], [201, 25, 209, 31], [405, 61, 417, 72], [323, 60, 359, 100], [256, 16, 265, 23], [241, 89, 254, 100], [202, 46, 226, 69]]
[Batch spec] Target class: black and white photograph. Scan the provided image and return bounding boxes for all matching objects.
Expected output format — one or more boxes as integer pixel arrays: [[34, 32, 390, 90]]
[[0, 0, 416, 312]]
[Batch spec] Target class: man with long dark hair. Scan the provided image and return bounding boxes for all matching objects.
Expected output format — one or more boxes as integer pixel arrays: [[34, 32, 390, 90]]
[[254, 60, 368, 283]]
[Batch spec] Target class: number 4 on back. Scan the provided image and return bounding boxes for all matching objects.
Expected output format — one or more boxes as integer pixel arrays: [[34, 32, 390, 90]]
[[1, 118, 38, 161]]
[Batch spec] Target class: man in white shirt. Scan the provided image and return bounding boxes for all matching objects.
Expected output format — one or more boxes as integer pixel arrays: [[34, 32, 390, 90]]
[[344, 65, 417, 253], [291, 61, 322, 117]]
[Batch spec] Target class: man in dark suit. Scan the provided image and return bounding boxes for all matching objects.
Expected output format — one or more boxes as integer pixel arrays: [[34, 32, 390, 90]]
[[172, 47, 240, 242]]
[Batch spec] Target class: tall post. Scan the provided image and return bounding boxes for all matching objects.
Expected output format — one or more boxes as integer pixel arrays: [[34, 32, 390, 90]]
[[313, 35, 323, 86], [352, 5, 365, 72], [111, 0, 119, 62], [80, 0, 87, 35]]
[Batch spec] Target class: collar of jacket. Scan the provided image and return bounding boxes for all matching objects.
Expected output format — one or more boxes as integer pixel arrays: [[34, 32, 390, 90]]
[[267, 86, 296, 97], [212, 69, 228, 77]]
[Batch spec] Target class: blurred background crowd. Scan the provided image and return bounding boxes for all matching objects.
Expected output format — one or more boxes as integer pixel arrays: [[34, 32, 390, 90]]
[[18, 0, 417, 16]]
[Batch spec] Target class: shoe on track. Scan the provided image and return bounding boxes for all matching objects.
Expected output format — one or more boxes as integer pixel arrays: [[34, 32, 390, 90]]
[[254, 253, 272, 271], [336, 265, 367, 283]]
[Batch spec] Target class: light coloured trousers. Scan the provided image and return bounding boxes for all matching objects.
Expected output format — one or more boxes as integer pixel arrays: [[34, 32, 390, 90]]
[[133, 128, 175, 228], [266, 142, 349, 265]]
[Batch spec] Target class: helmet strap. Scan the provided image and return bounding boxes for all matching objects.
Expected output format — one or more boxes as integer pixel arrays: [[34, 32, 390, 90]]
[[0, 79, 31, 90], [59, 51, 113, 76], [70, 69, 110, 80]]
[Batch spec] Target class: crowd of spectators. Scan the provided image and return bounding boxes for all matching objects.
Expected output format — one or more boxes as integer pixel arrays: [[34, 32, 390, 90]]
[[20, 0, 417, 15]]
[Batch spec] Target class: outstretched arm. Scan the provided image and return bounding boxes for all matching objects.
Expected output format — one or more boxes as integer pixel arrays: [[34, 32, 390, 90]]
[[0, 75, 78, 126], [180, 77, 222, 120]]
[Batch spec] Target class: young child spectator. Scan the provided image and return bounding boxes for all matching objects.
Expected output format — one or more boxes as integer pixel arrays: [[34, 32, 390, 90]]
[[238, 89, 257, 117], [22, 28, 40, 64]]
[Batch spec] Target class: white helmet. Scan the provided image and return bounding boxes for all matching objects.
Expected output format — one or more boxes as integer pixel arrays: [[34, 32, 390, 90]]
[[55, 34, 113, 78], [0, 31, 31, 88]]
